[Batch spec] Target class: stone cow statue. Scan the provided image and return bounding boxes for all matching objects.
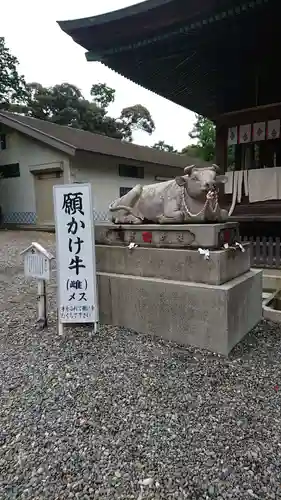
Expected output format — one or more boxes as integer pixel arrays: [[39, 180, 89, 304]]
[[109, 164, 228, 224]]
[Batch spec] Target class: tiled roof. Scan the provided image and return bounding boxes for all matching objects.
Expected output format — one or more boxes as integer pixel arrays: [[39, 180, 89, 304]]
[[0, 111, 209, 168]]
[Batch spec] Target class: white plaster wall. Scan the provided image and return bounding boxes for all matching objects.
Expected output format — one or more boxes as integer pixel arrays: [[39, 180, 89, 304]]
[[71, 153, 182, 219], [0, 131, 70, 222], [0, 131, 183, 224]]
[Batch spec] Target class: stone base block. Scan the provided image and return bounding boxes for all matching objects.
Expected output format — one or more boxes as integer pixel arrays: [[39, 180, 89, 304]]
[[96, 222, 239, 249], [97, 269, 262, 355], [96, 244, 250, 285]]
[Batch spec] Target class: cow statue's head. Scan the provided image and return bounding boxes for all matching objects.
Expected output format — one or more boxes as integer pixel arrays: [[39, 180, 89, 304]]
[[175, 164, 227, 200]]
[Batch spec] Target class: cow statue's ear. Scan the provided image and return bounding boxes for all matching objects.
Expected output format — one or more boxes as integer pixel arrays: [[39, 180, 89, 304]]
[[216, 175, 227, 184], [175, 176, 186, 187]]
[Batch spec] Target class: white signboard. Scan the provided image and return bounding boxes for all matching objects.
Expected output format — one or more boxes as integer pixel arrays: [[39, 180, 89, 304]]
[[53, 183, 98, 324], [24, 251, 50, 280], [21, 242, 53, 281]]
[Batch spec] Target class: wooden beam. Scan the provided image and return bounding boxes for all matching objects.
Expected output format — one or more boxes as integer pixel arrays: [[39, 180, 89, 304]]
[[215, 124, 227, 173], [213, 101, 281, 120]]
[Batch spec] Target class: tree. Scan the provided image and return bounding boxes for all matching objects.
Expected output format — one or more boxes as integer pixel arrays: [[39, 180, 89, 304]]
[[90, 83, 115, 109], [120, 104, 155, 141], [181, 144, 201, 157], [22, 82, 52, 120], [152, 140, 177, 153], [187, 114, 216, 162], [0, 37, 28, 109], [14, 82, 154, 142], [0, 41, 154, 142], [182, 115, 235, 167]]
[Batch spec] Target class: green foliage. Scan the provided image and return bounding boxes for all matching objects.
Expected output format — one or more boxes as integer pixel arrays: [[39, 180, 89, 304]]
[[152, 140, 177, 153], [227, 146, 235, 168], [181, 144, 202, 158], [90, 83, 115, 109], [182, 115, 235, 167], [187, 114, 216, 161], [0, 39, 155, 142], [16, 82, 155, 141], [0, 37, 28, 108], [120, 104, 155, 142]]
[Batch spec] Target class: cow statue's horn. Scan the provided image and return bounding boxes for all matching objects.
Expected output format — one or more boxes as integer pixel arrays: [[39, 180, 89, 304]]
[[212, 163, 220, 173], [183, 164, 195, 175]]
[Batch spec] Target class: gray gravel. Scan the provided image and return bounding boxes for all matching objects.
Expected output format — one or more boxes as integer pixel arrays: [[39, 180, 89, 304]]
[[0, 230, 281, 499]]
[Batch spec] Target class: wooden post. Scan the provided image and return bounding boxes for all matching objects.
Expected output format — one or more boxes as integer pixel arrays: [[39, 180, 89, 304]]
[[215, 123, 227, 173], [37, 279, 47, 328], [215, 123, 227, 205], [58, 316, 64, 336]]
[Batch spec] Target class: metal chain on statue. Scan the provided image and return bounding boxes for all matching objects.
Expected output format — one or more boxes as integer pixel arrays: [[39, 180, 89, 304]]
[[181, 187, 218, 218]]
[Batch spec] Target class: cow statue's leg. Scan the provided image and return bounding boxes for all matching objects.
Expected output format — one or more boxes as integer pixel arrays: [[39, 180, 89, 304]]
[[157, 211, 184, 224], [113, 214, 143, 224], [219, 208, 228, 221], [157, 201, 184, 224], [206, 203, 228, 222]]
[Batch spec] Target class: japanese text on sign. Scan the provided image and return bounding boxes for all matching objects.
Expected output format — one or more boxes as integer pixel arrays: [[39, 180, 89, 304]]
[[53, 184, 98, 324]]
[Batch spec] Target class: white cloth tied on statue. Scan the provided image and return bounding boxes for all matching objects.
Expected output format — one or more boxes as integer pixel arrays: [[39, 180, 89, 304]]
[[224, 171, 233, 194], [248, 168, 278, 203], [234, 170, 243, 203]]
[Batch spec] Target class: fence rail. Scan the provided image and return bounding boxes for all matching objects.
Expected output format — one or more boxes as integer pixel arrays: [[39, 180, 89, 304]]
[[242, 236, 281, 268]]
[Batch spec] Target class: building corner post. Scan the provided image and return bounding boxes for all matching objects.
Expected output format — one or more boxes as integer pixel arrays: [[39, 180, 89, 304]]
[[215, 123, 227, 174], [63, 159, 72, 184]]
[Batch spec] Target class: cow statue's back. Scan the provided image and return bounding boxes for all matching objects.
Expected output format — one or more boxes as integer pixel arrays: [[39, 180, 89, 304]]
[[109, 164, 228, 224]]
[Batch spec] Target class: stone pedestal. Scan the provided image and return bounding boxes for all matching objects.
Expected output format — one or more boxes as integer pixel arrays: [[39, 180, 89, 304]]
[[95, 222, 262, 355], [95, 222, 239, 249]]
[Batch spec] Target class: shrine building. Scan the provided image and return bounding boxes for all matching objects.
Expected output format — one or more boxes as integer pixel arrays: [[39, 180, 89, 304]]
[[58, 0, 281, 242]]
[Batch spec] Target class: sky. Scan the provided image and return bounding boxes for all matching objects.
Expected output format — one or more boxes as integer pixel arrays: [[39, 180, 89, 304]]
[[0, 0, 195, 150]]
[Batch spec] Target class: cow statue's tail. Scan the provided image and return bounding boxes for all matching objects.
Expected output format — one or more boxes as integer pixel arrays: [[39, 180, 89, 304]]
[[109, 184, 143, 218], [109, 200, 136, 214]]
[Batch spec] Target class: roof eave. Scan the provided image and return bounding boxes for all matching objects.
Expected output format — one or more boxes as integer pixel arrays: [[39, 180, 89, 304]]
[[0, 114, 76, 156], [84, 0, 267, 59], [75, 148, 208, 169], [57, 0, 174, 31]]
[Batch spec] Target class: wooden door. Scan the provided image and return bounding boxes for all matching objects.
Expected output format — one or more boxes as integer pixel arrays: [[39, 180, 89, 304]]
[[34, 170, 63, 225]]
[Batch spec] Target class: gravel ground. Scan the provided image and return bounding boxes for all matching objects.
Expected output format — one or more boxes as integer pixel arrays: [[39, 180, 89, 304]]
[[0, 230, 281, 500]]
